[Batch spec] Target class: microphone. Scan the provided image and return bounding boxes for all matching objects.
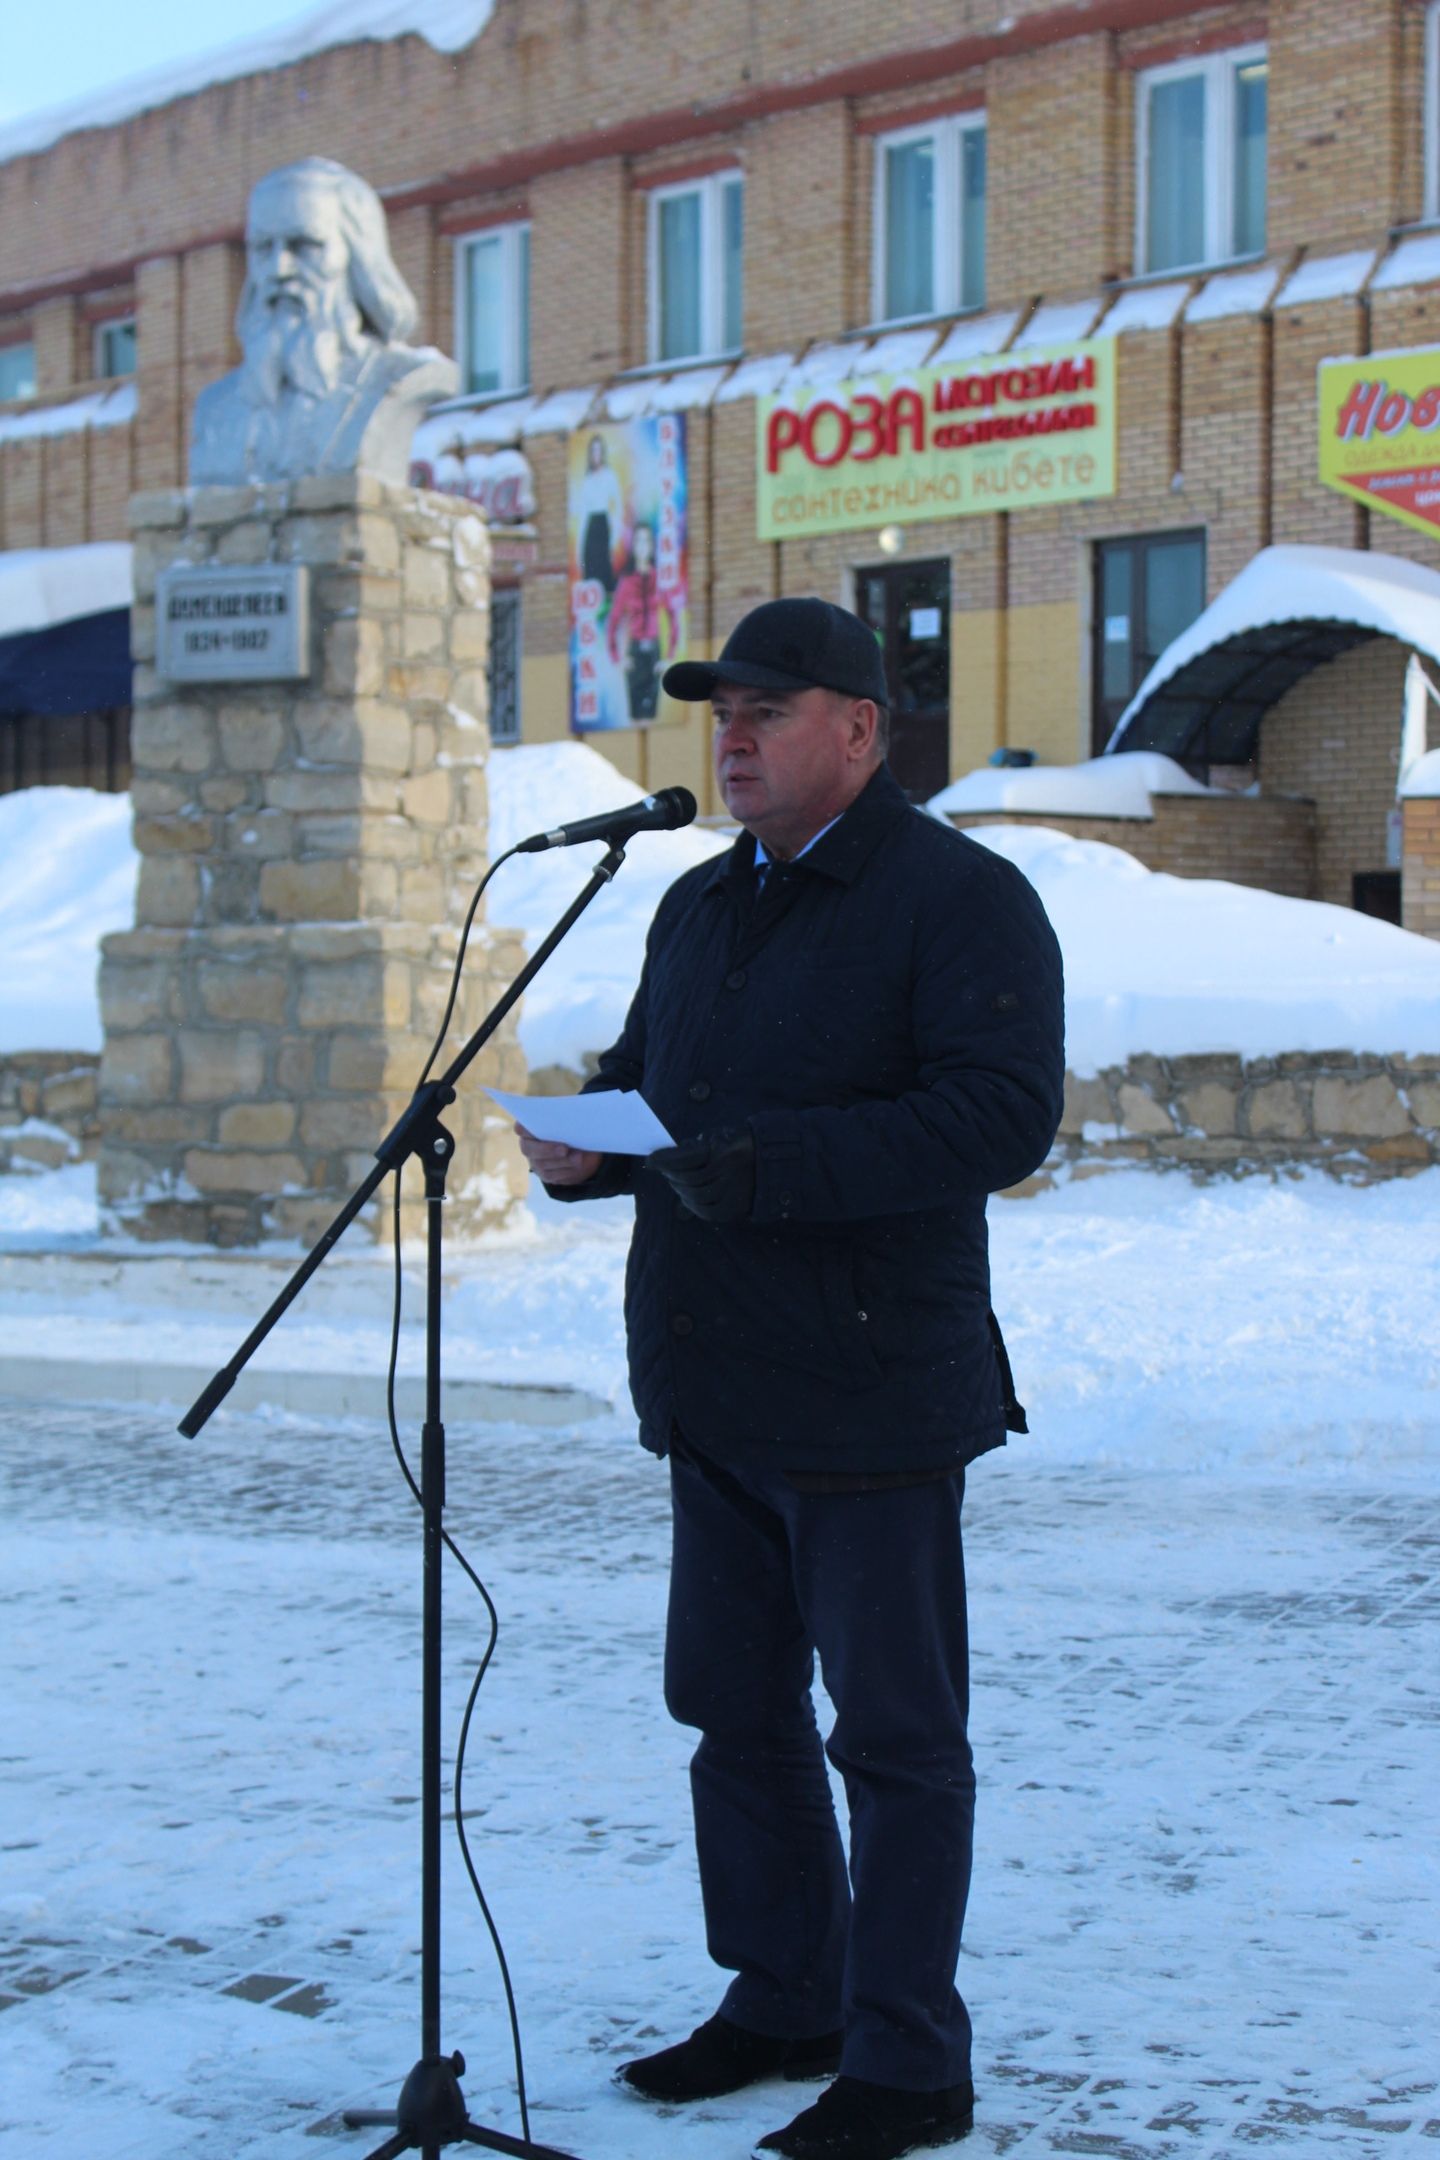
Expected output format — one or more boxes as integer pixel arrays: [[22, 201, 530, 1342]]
[[515, 786, 697, 854]]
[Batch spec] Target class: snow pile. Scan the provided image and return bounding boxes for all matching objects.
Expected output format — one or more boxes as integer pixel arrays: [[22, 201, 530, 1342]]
[[932, 750, 1214, 820], [486, 741, 726, 1072], [0, 789, 138, 1053], [0, 0, 496, 162], [0, 542, 132, 638], [4, 748, 1439, 1075], [971, 822, 1440, 1072]]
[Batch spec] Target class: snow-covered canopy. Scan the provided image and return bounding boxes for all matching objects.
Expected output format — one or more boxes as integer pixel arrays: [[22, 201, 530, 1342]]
[[1109, 544, 1440, 764], [0, 1, 496, 162], [0, 544, 133, 640], [932, 751, 1215, 822]]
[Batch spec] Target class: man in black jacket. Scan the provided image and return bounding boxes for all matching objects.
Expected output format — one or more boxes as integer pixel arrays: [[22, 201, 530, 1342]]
[[517, 598, 1065, 2160]]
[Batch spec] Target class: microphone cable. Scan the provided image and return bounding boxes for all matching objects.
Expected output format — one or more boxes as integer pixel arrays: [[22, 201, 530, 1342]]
[[382, 837, 534, 2144]]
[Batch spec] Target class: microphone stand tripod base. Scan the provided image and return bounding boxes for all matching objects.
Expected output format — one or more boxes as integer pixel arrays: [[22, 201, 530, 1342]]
[[345, 2049, 582, 2159]]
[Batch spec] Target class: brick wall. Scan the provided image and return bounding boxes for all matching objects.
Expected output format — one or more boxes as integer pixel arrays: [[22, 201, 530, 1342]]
[[7, 0, 1440, 918], [948, 790, 1318, 897]]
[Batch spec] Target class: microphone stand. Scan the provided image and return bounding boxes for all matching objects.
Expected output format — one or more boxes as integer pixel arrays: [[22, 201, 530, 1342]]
[[181, 840, 631, 2160]]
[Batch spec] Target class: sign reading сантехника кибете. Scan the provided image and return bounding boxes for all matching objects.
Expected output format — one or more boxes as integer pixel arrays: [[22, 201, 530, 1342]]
[[755, 338, 1116, 541], [155, 565, 311, 682]]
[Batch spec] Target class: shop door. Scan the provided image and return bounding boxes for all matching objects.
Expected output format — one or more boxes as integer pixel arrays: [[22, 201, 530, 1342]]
[[856, 560, 951, 803]]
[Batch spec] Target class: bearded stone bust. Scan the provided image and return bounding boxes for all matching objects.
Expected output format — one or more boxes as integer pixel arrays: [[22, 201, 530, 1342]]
[[190, 157, 457, 487]]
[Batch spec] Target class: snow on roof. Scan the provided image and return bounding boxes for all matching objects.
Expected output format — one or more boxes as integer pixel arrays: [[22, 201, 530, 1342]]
[[1185, 261, 1284, 323], [1017, 298, 1103, 347], [1114, 544, 1440, 745], [966, 821, 1440, 1074], [1274, 250, 1378, 308], [648, 364, 733, 413], [412, 394, 537, 456], [0, 544, 133, 640], [931, 751, 1216, 823], [775, 326, 944, 403], [0, 384, 137, 446], [1095, 281, 1193, 335], [713, 351, 794, 404], [1400, 747, 1440, 799], [521, 386, 600, 437], [1372, 229, 1440, 293], [0, 0, 497, 163], [930, 311, 1023, 365]]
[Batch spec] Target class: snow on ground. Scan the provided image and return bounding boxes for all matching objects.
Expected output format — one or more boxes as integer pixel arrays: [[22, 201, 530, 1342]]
[[6, 748, 1440, 1074], [1, 1163, 1437, 2156], [0, 0, 496, 160]]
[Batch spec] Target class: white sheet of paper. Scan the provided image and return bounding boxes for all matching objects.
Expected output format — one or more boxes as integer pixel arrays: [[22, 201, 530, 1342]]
[[485, 1085, 674, 1156]]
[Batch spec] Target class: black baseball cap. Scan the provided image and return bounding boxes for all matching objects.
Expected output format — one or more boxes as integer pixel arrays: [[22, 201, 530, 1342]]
[[662, 596, 888, 707]]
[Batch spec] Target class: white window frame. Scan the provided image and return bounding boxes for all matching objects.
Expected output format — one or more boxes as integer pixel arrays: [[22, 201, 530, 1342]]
[[646, 170, 743, 366], [871, 111, 987, 326], [453, 221, 530, 400], [1425, 2, 1440, 223], [93, 316, 137, 379], [1135, 43, 1267, 276]]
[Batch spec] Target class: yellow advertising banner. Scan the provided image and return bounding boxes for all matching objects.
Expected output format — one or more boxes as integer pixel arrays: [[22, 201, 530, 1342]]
[[1318, 346, 1440, 539], [756, 338, 1116, 542]]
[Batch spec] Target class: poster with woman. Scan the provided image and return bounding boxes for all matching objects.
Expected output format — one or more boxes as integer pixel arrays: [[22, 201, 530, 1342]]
[[566, 414, 688, 730]]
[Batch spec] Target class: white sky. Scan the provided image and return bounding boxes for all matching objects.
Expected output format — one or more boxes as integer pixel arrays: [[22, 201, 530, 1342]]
[[1, 0, 312, 128]]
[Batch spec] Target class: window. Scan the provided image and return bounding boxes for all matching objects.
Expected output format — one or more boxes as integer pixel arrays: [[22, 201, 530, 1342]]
[[873, 114, 987, 323], [455, 223, 530, 398], [487, 588, 522, 744], [648, 172, 743, 364], [1092, 530, 1206, 755], [0, 340, 36, 401], [94, 318, 137, 379], [1137, 47, 1267, 274]]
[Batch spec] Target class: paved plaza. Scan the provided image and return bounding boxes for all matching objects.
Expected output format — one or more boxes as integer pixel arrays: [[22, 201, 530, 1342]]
[[1, 1388, 1436, 2159]]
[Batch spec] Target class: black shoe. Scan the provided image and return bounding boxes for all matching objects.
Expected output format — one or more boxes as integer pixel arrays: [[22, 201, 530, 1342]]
[[755, 2074, 975, 2160], [616, 2012, 844, 2102]]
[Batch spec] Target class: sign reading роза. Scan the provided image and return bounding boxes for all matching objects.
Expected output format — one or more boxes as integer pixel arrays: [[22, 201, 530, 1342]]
[[156, 566, 310, 682], [756, 338, 1116, 541]]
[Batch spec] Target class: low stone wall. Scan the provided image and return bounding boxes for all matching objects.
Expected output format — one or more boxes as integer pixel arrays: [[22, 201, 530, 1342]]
[[0, 1052, 102, 1169], [949, 793, 1318, 899], [1028, 1050, 1440, 1188]]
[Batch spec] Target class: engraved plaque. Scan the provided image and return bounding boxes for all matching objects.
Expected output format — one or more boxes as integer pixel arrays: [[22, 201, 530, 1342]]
[[156, 565, 310, 682]]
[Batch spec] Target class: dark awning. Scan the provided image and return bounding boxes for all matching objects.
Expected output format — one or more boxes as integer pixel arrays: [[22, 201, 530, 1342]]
[[0, 608, 132, 716], [1109, 544, 1440, 764]]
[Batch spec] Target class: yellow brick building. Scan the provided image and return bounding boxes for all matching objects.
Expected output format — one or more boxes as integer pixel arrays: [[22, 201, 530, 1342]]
[[5, 0, 1440, 913]]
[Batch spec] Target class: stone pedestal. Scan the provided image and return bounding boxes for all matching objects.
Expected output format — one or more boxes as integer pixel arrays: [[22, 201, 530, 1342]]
[[99, 473, 528, 1245]]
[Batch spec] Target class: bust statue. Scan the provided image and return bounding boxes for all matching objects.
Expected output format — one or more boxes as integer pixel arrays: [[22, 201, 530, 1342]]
[[190, 156, 457, 486]]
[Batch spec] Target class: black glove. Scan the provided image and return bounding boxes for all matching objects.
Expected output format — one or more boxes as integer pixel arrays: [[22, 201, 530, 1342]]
[[650, 1126, 757, 1224]]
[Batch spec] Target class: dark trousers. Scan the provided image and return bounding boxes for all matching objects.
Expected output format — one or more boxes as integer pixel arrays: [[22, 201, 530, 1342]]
[[664, 1440, 975, 2091]]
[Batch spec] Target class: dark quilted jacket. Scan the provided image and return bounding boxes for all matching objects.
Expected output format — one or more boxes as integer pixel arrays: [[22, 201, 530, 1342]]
[[555, 763, 1065, 1474]]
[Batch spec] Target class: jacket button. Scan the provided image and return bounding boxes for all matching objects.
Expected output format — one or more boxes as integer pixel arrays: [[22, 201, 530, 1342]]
[[779, 1191, 794, 1211], [724, 969, 747, 991], [688, 1080, 712, 1101], [671, 1312, 694, 1337]]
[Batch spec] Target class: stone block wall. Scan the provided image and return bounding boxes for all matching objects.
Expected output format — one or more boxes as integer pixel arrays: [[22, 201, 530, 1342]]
[[98, 473, 528, 1246], [948, 793, 1319, 899], [1026, 1051, 1440, 1189], [0, 1052, 101, 1171]]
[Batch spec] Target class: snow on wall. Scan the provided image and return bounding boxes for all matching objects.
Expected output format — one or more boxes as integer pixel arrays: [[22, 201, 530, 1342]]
[[931, 752, 1216, 821], [0, 1, 496, 162]]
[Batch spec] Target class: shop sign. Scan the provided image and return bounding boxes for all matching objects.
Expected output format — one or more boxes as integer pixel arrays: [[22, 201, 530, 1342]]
[[156, 565, 309, 682], [756, 339, 1116, 541], [566, 415, 688, 730], [1318, 346, 1440, 538], [407, 441, 536, 524]]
